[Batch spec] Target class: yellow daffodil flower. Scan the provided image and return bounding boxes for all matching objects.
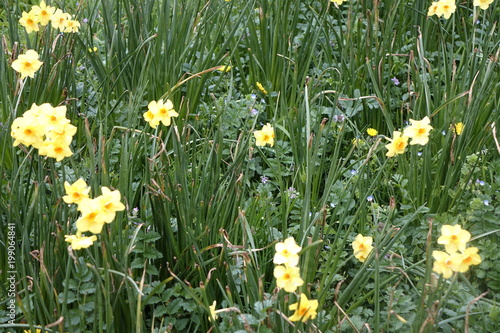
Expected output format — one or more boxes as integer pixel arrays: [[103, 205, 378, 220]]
[[385, 131, 408, 157], [254, 123, 275, 147], [63, 179, 91, 204], [273, 265, 304, 292], [432, 250, 456, 279], [437, 224, 471, 254], [19, 10, 40, 33], [65, 234, 97, 250], [273, 237, 301, 267], [11, 50, 43, 79], [31, 1, 56, 26], [403, 116, 433, 146], [288, 293, 319, 322], [352, 234, 373, 263]]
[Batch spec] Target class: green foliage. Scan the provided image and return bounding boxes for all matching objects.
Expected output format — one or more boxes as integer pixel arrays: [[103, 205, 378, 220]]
[[1, 0, 499, 332]]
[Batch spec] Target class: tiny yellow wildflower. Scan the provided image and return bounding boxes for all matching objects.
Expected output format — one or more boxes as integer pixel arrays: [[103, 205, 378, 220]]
[[366, 128, 378, 137], [454, 122, 464, 135], [216, 65, 232, 72], [256, 82, 268, 94]]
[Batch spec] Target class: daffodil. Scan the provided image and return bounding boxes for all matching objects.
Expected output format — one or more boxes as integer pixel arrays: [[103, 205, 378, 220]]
[[63, 179, 90, 204], [76, 198, 107, 234], [288, 293, 319, 322], [38, 138, 73, 161], [37, 104, 70, 130], [10, 116, 45, 148], [95, 187, 126, 223], [46, 122, 77, 145], [208, 301, 218, 322], [331, 0, 346, 4], [144, 99, 178, 128], [19, 10, 40, 33], [65, 234, 97, 250], [474, 0, 494, 10], [450, 247, 482, 272], [435, 0, 456, 19], [51, 9, 71, 31], [11, 50, 43, 79], [437, 224, 471, 254], [432, 250, 456, 279], [31, 1, 56, 26], [385, 131, 408, 157], [273, 237, 301, 267], [403, 116, 433, 145], [274, 265, 304, 292], [254, 123, 275, 147], [64, 19, 80, 33], [352, 234, 373, 263], [427, 1, 440, 16]]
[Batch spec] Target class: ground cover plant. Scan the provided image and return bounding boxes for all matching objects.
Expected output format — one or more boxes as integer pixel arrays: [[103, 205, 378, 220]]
[[1, 0, 499, 332]]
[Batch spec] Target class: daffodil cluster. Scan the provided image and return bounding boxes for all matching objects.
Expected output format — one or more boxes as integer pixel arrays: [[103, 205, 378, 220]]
[[11, 103, 76, 161], [273, 237, 304, 293], [272, 237, 319, 322], [63, 179, 125, 250], [427, 0, 457, 19], [432, 225, 481, 279], [143, 99, 179, 129], [385, 116, 433, 157], [351, 234, 374, 263], [254, 123, 275, 147], [19, 1, 80, 34]]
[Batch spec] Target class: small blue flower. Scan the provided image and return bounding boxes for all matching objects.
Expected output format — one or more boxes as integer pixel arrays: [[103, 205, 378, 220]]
[[350, 169, 357, 175], [251, 108, 258, 116], [261, 176, 269, 184], [287, 187, 298, 199], [484, 200, 489, 206], [417, 151, 423, 157], [333, 114, 345, 123], [391, 77, 400, 85], [367, 195, 374, 202]]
